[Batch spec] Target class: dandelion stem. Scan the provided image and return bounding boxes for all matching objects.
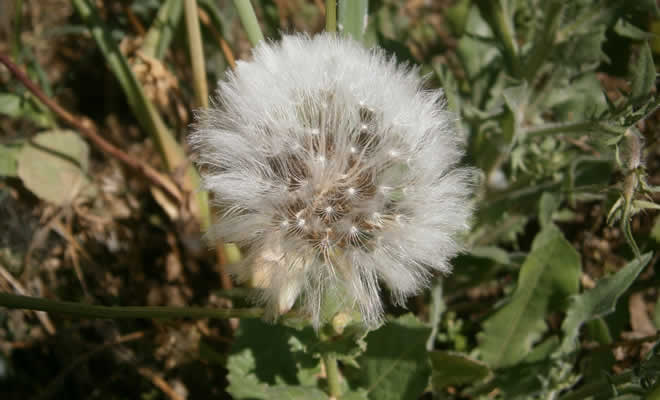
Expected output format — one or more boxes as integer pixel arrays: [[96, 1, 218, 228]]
[[326, 0, 337, 32], [0, 292, 265, 320], [322, 352, 342, 398], [233, 0, 264, 47], [184, 0, 209, 108]]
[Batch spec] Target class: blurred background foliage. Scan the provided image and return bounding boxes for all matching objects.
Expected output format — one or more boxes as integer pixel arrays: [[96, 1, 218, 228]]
[[0, 0, 659, 399]]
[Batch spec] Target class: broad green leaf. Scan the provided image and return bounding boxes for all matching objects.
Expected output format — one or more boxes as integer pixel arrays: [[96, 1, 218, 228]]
[[630, 42, 655, 101], [558, 253, 652, 355], [478, 225, 581, 368], [226, 319, 326, 399], [17, 130, 95, 205], [486, 338, 559, 399], [346, 314, 431, 400], [430, 351, 491, 390], [227, 350, 327, 400], [0, 143, 21, 177]]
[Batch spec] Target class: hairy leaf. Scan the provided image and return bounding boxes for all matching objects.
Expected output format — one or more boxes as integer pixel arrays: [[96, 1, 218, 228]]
[[630, 42, 655, 101], [346, 314, 431, 400], [558, 253, 652, 355], [478, 225, 581, 368], [430, 351, 491, 390]]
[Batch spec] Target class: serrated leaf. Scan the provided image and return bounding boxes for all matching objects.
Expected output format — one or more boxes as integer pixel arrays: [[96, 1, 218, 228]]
[[430, 351, 491, 390], [227, 350, 328, 400], [630, 42, 655, 101], [478, 225, 581, 368], [346, 314, 431, 400], [226, 319, 327, 399], [558, 253, 652, 355], [17, 130, 95, 205], [0, 144, 21, 177]]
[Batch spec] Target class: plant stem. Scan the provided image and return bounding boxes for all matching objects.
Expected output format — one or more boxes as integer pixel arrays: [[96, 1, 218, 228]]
[[322, 352, 342, 399], [326, 0, 337, 32], [72, 0, 211, 229], [475, 0, 520, 77], [233, 0, 264, 47], [11, 0, 23, 62], [0, 292, 265, 320], [141, 0, 183, 59], [338, 0, 368, 43], [184, 0, 209, 108], [524, 121, 623, 138]]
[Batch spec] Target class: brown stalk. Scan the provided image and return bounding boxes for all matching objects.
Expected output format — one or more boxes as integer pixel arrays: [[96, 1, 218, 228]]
[[198, 8, 236, 70], [0, 52, 183, 204]]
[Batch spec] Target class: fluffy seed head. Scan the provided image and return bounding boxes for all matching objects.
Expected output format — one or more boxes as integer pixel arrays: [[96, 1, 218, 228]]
[[191, 34, 474, 327]]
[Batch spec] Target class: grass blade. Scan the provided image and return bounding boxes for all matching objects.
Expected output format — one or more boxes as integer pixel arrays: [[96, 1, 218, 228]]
[[184, 0, 209, 108], [233, 0, 264, 47], [338, 0, 368, 42], [141, 0, 183, 59]]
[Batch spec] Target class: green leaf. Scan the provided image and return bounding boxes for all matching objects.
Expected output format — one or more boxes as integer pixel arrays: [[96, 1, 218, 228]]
[[0, 143, 21, 177], [0, 93, 52, 127], [430, 351, 491, 390], [478, 225, 581, 368], [17, 130, 95, 205], [227, 350, 328, 400], [346, 313, 431, 400], [614, 19, 653, 40], [140, 0, 183, 59], [558, 253, 652, 355], [538, 192, 560, 228], [630, 42, 655, 101], [226, 319, 326, 399]]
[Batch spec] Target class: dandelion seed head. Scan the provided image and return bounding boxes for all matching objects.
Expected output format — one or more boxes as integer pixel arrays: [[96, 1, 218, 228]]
[[191, 34, 474, 328]]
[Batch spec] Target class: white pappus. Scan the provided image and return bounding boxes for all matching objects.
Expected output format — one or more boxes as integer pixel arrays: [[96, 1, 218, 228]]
[[190, 33, 474, 328]]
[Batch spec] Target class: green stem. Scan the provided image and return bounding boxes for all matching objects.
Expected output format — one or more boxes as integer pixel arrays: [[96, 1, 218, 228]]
[[141, 0, 183, 59], [72, 0, 211, 230], [0, 292, 264, 320], [523, 1, 563, 82], [322, 352, 342, 398], [326, 0, 337, 32], [338, 0, 368, 43], [233, 0, 264, 47], [524, 121, 623, 138], [184, 0, 209, 108], [475, 0, 520, 77], [11, 0, 23, 62]]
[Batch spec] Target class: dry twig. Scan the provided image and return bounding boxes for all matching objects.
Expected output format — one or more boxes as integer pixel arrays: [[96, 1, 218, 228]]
[[0, 52, 183, 204]]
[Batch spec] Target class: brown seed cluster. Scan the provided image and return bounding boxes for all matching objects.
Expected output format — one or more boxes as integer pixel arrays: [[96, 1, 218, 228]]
[[268, 100, 406, 258]]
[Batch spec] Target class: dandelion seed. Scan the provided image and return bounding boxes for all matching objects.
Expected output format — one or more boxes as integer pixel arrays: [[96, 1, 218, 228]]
[[191, 34, 474, 327]]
